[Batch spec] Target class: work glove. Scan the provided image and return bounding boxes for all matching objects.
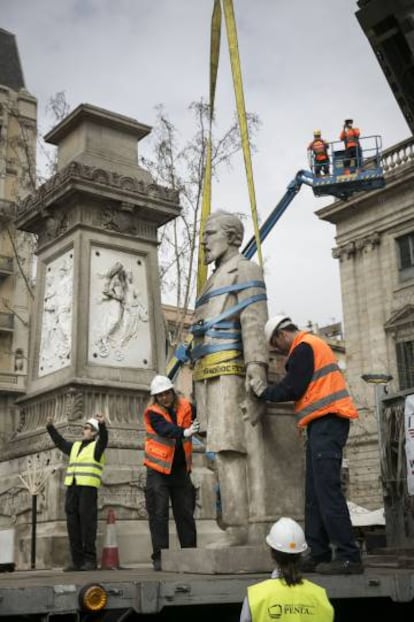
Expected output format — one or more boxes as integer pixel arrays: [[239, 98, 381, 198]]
[[183, 420, 200, 438], [249, 377, 267, 398]]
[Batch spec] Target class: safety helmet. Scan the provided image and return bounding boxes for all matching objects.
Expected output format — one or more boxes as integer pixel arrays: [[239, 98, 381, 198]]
[[150, 374, 174, 396], [85, 417, 99, 432], [266, 517, 308, 554], [264, 315, 292, 346], [313, 129, 321, 136]]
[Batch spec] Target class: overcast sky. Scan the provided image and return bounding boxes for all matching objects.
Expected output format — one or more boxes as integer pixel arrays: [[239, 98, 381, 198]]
[[2, 0, 410, 329]]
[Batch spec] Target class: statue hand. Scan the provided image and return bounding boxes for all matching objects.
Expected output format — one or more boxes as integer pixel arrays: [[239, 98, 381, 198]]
[[249, 377, 267, 397], [245, 362, 267, 396]]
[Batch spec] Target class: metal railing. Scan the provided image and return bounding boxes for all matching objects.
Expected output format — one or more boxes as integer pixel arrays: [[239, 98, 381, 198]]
[[381, 389, 414, 548]]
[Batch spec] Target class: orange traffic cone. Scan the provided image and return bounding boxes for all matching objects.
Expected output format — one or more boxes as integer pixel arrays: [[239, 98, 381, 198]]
[[100, 508, 120, 570]]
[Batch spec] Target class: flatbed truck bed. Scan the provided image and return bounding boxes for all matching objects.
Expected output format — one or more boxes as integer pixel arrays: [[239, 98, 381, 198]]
[[1, 561, 414, 620]]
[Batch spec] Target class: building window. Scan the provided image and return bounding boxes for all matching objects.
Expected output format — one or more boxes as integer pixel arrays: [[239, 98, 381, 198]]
[[396, 340, 414, 390], [396, 233, 414, 281]]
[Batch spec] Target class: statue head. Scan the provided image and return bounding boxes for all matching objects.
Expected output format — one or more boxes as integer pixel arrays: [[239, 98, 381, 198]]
[[202, 210, 244, 266]]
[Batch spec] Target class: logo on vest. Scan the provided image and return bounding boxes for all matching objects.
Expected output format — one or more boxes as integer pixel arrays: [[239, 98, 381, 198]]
[[269, 603, 316, 618]]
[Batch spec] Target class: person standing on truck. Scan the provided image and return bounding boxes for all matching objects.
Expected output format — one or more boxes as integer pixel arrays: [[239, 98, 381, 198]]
[[143, 375, 198, 571], [308, 130, 330, 177], [340, 118, 362, 173], [240, 517, 334, 622], [46, 413, 108, 571], [249, 316, 363, 575]]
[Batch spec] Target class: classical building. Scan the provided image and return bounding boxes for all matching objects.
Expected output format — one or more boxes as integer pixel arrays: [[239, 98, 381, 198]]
[[0, 29, 37, 444], [356, 0, 414, 135], [317, 136, 414, 510]]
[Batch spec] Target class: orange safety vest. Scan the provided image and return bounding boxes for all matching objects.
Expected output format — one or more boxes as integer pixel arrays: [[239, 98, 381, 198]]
[[143, 398, 193, 474], [308, 139, 329, 162], [340, 127, 360, 148], [288, 331, 359, 428]]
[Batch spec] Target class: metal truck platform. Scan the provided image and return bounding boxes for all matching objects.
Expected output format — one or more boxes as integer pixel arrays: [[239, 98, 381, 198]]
[[1, 563, 414, 619]]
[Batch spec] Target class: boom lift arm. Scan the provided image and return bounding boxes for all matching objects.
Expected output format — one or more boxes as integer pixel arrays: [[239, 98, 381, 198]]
[[242, 169, 314, 259]]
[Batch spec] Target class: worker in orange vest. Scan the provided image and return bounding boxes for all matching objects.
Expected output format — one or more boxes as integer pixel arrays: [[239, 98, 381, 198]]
[[249, 315, 363, 576], [308, 130, 330, 177], [340, 118, 362, 173], [143, 375, 199, 571]]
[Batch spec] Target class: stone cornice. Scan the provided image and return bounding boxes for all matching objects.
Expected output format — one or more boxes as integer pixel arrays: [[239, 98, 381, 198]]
[[44, 103, 151, 145], [316, 137, 414, 225], [15, 161, 181, 235], [332, 231, 381, 260]]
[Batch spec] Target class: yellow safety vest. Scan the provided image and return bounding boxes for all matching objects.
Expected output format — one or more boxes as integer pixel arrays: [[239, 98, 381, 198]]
[[248, 578, 334, 622], [64, 441, 105, 488]]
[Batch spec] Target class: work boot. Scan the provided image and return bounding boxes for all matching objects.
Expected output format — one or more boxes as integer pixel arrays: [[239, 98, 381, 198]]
[[316, 559, 364, 575], [206, 526, 248, 549], [63, 564, 81, 572], [300, 554, 330, 573], [152, 558, 161, 571], [80, 561, 97, 571]]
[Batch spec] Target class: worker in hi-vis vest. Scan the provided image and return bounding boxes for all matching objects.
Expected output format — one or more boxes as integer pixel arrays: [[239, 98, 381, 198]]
[[249, 315, 363, 576], [307, 130, 330, 177], [340, 118, 362, 173], [46, 413, 108, 571], [240, 518, 334, 622], [143, 375, 199, 571]]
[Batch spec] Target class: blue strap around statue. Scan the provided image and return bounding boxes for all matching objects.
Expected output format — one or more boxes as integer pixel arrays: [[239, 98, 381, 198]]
[[195, 280, 266, 308], [191, 340, 243, 361], [205, 329, 241, 339], [190, 293, 267, 337]]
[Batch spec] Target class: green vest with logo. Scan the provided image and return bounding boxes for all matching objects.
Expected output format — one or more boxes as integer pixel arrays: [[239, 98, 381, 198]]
[[248, 578, 334, 622], [64, 441, 105, 488]]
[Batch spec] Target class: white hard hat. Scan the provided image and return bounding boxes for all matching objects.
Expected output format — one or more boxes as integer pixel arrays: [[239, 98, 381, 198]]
[[150, 375, 174, 396], [264, 315, 292, 345], [266, 517, 308, 554], [85, 417, 99, 432]]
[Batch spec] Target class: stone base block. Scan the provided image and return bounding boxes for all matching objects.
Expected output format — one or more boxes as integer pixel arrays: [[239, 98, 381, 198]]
[[161, 546, 273, 574]]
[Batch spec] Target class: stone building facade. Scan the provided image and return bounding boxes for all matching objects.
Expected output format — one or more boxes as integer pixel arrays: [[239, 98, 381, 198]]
[[317, 136, 414, 510], [0, 29, 36, 446]]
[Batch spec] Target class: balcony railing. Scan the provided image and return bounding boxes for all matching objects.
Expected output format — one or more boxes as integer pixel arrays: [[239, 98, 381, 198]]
[[0, 312, 14, 332], [381, 137, 414, 175], [0, 255, 13, 276], [0, 371, 26, 393]]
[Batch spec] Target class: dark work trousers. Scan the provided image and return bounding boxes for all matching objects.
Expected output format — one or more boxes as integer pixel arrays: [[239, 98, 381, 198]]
[[344, 145, 362, 170], [145, 466, 197, 561], [65, 484, 98, 566], [305, 414, 361, 563]]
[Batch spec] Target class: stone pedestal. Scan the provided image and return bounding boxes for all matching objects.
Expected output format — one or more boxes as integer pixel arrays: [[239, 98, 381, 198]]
[[1, 104, 182, 568], [162, 546, 274, 574]]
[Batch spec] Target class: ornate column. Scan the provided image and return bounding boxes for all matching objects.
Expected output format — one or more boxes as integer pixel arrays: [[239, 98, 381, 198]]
[[3, 104, 181, 568]]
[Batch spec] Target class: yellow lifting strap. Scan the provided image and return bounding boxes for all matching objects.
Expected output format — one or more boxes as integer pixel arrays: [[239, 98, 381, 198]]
[[197, 0, 222, 296], [222, 0, 263, 268], [197, 0, 263, 296]]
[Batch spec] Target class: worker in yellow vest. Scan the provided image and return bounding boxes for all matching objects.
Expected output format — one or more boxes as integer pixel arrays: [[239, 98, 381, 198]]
[[250, 315, 363, 575], [143, 375, 199, 571], [46, 413, 108, 571], [240, 517, 334, 622]]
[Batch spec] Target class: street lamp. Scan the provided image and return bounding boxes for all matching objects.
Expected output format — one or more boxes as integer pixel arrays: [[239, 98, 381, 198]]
[[361, 373, 393, 495]]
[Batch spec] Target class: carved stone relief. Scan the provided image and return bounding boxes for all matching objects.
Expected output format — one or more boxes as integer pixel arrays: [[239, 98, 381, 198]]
[[88, 247, 151, 368], [38, 249, 73, 376]]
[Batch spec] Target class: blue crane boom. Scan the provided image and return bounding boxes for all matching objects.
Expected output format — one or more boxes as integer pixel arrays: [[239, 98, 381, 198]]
[[242, 169, 314, 259]]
